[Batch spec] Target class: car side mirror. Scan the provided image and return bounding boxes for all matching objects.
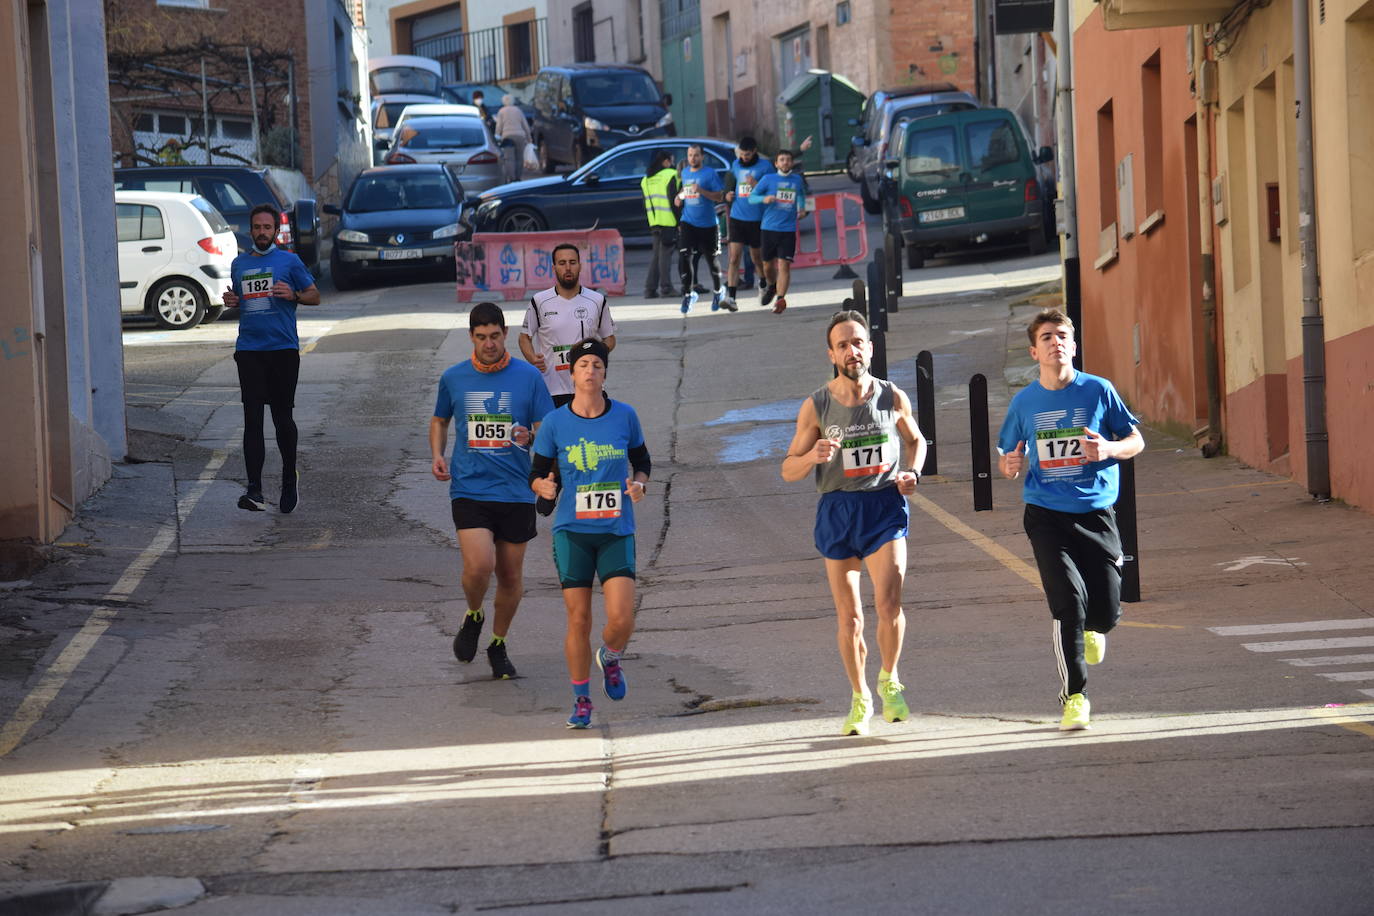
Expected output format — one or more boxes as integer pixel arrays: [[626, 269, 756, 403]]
[[663, 93, 673, 106], [585, 173, 599, 184], [322, 203, 340, 216], [1037, 146, 1054, 164], [848, 117, 859, 127]]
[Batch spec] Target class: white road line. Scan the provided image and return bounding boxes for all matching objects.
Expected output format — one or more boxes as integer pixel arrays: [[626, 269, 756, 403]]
[[0, 445, 231, 758], [1241, 636, 1374, 653], [1209, 619, 1374, 636], [1280, 654, 1374, 667], [1316, 671, 1374, 682]]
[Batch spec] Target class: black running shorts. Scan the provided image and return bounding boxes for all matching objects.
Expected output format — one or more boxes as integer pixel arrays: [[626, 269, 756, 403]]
[[451, 498, 538, 543], [728, 218, 762, 249], [761, 229, 797, 263]]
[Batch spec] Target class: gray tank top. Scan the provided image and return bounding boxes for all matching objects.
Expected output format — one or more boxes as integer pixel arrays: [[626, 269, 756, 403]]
[[811, 379, 902, 493]]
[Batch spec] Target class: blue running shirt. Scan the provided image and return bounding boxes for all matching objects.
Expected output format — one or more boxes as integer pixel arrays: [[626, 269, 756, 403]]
[[729, 156, 774, 222], [231, 248, 315, 351], [434, 358, 554, 503], [679, 165, 723, 228], [750, 172, 808, 232], [997, 371, 1139, 512], [533, 400, 645, 536]]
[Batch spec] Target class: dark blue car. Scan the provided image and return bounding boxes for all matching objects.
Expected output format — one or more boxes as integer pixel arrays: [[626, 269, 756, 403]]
[[470, 138, 735, 242], [324, 164, 469, 290]]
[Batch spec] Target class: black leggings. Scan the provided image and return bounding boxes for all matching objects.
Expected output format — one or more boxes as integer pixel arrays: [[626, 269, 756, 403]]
[[243, 402, 297, 490], [678, 222, 721, 292], [1024, 503, 1124, 702]]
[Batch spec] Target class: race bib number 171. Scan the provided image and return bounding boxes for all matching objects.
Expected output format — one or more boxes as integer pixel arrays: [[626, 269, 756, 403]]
[[1035, 427, 1087, 469], [841, 434, 891, 478]]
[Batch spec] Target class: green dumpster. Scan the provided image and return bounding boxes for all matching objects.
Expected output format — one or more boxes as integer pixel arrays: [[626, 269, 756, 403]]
[[776, 69, 866, 172]]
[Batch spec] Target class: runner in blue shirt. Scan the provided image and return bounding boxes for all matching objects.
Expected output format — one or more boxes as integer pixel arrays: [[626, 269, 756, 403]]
[[221, 204, 320, 514], [722, 136, 774, 311], [997, 308, 1144, 731], [749, 149, 809, 314], [673, 144, 729, 314], [431, 302, 554, 680], [530, 338, 651, 729]]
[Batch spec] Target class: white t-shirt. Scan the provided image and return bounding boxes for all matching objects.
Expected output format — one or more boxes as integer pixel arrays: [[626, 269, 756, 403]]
[[521, 286, 616, 396]]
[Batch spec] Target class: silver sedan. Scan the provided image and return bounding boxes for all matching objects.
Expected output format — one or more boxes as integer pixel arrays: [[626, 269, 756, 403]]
[[382, 114, 502, 196]]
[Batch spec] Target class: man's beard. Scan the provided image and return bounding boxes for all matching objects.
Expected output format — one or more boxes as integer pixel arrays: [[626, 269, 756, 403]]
[[840, 360, 868, 380], [556, 274, 578, 291], [252, 236, 276, 252]]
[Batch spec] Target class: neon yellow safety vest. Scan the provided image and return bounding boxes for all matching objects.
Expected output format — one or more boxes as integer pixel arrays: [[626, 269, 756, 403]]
[[641, 169, 677, 228]]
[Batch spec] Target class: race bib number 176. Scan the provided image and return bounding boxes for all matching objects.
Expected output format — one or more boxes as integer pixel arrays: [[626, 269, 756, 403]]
[[575, 482, 621, 519]]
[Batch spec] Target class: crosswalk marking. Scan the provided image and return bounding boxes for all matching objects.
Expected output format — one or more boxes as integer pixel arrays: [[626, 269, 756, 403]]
[[1316, 671, 1374, 681], [1280, 654, 1374, 667], [1241, 636, 1374, 653], [1208, 619, 1374, 636]]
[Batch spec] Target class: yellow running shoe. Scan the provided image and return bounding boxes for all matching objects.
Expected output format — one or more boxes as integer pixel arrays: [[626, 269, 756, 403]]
[[841, 694, 873, 736], [879, 677, 909, 722], [1084, 630, 1106, 666], [1060, 693, 1091, 730]]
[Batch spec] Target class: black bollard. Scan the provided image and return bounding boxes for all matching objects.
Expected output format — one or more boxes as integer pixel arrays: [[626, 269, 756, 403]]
[[969, 373, 993, 511], [1117, 457, 1141, 602], [915, 351, 938, 476], [865, 256, 888, 379], [884, 230, 901, 313]]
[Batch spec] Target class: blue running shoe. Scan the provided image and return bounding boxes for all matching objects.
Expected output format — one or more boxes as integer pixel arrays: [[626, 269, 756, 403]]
[[711, 288, 723, 311], [566, 695, 593, 729], [596, 646, 627, 701], [681, 290, 698, 315]]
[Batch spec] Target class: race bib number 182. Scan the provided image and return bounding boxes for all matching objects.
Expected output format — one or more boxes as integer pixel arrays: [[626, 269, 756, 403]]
[[241, 270, 273, 300], [841, 434, 891, 478], [1035, 427, 1087, 469], [575, 481, 621, 519]]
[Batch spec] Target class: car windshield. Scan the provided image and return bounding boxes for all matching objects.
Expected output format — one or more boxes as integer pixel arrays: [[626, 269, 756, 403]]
[[572, 72, 661, 107], [189, 197, 232, 233], [347, 174, 456, 212], [904, 126, 960, 174], [370, 67, 443, 96], [398, 118, 487, 149], [966, 119, 1021, 170]]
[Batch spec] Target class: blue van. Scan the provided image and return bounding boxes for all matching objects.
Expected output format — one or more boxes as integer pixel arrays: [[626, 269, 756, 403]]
[[880, 107, 1054, 268]]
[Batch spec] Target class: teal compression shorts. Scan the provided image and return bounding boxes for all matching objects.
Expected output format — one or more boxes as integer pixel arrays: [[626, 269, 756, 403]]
[[552, 530, 636, 589]]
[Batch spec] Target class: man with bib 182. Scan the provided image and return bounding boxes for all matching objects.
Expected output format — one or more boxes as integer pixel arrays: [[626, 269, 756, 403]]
[[221, 203, 321, 514], [997, 308, 1143, 731], [431, 302, 554, 680], [781, 310, 926, 737]]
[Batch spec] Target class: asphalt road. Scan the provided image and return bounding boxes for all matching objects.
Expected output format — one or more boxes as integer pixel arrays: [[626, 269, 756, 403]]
[[3, 201, 1373, 914]]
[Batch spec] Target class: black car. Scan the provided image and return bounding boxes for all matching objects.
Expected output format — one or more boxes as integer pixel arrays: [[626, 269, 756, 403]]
[[470, 138, 733, 243], [529, 63, 676, 172], [113, 165, 320, 275], [324, 164, 470, 290]]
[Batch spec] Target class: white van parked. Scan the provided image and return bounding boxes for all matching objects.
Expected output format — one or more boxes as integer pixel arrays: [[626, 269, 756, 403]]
[[116, 190, 237, 330]]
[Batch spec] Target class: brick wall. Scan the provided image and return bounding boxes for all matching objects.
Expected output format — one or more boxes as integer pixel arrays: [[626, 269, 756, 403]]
[[886, 3, 976, 94]]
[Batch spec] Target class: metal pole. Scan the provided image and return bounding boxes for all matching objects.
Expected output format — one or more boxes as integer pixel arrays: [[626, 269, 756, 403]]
[[288, 52, 298, 170], [1192, 27, 1223, 458], [246, 46, 262, 166], [1053, 0, 1082, 370], [200, 57, 212, 165], [1292, 0, 1329, 500]]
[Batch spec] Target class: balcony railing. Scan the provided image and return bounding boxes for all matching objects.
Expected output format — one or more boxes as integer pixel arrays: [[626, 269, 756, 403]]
[[412, 19, 548, 83]]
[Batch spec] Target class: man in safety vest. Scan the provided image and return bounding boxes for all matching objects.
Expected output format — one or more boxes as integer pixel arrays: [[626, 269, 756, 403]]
[[640, 149, 680, 299]]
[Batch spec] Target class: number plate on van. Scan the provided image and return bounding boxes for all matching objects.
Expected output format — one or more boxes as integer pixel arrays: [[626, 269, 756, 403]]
[[919, 206, 965, 223]]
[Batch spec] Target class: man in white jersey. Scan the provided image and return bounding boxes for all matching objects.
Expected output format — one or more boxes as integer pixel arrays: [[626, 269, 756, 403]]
[[519, 243, 617, 408]]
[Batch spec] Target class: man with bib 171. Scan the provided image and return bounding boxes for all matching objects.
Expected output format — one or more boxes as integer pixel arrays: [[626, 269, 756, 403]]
[[519, 243, 617, 408], [781, 310, 926, 737], [997, 308, 1143, 731], [221, 203, 321, 514]]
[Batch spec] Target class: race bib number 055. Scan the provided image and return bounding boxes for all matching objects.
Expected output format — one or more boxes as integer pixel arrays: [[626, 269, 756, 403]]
[[1035, 427, 1087, 469], [842, 433, 891, 478], [467, 413, 512, 449], [575, 481, 621, 519]]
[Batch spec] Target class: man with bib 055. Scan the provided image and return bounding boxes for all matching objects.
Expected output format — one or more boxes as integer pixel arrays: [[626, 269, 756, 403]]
[[781, 311, 926, 737], [998, 308, 1143, 731], [221, 203, 320, 514], [431, 302, 554, 680], [519, 243, 617, 408], [530, 338, 650, 730]]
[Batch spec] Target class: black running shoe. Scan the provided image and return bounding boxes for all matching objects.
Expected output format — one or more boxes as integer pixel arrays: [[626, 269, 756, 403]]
[[280, 471, 299, 514], [238, 489, 267, 512], [487, 638, 517, 679], [760, 284, 776, 307], [453, 609, 483, 662]]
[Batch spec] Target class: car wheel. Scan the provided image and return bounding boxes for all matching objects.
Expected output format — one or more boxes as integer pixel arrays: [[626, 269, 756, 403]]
[[204, 305, 225, 323], [538, 139, 555, 175], [149, 278, 206, 330], [907, 245, 926, 270], [1027, 224, 1049, 255], [860, 181, 881, 215], [846, 149, 862, 183], [498, 208, 547, 233], [331, 251, 358, 291]]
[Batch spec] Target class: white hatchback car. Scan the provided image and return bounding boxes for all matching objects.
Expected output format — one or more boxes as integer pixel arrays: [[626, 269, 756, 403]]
[[116, 190, 237, 330]]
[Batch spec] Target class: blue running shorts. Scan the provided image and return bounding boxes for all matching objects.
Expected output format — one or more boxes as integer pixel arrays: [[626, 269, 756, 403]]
[[814, 487, 909, 560]]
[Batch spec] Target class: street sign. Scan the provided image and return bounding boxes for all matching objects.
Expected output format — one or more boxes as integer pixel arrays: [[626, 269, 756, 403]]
[[994, 0, 1054, 34]]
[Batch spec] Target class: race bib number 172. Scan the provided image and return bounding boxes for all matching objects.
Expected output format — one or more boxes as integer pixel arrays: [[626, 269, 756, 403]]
[[1035, 427, 1087, 469]]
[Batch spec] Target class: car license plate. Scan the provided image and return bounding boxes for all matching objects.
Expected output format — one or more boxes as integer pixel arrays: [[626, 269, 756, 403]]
[[919, 206, 965, 223], [380, 249, 422, 260]]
